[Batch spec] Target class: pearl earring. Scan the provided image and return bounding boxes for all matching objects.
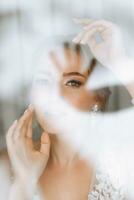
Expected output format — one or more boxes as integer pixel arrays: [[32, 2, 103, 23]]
[[91, 104, 101, 113]]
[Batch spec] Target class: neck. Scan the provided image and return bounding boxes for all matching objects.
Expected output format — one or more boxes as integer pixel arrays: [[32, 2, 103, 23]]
[[49, 134, 79, 167]]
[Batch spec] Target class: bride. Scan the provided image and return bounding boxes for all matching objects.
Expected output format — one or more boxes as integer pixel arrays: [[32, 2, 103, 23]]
[[1, 19, 134, 200]]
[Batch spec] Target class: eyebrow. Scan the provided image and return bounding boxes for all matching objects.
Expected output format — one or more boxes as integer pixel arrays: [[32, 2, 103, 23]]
[[63, 72, 86, 78]]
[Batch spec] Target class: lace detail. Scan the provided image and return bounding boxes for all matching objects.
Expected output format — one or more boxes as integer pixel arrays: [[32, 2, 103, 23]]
[[88, 172, 126, 200]]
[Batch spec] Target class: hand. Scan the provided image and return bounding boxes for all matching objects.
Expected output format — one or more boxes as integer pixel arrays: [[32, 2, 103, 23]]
[[6, 105, 50, 185], [73, 18, 126, 70]]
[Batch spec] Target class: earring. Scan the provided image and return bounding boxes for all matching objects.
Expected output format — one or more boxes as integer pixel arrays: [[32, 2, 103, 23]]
[[90, 104, 101, 113]]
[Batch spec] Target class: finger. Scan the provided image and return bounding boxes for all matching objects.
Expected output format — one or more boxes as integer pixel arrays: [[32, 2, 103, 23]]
[[23, 105, 34, 136], [80, 28, 99, 44], [100, 27, 115, 40], [40, 132, 50, 157], [88, 36, 97, 49], [72, 31, 85, 43], [26, 109, 34, 139], [84, 25, 114, 42], [73, 17, 94, 25], [16, 106, 33, 138], [73, 28, 99, 46], [84, 25, 106, 38], [6, 120, 18, 142], [17, 108, 30, 131], [79, 30, 93, 44], [23, 105, 34, 128], [13, 111, 31, 141], [83, 20, 115, 31], [6, 120, 18, 152], [25, 138, 34, 150]]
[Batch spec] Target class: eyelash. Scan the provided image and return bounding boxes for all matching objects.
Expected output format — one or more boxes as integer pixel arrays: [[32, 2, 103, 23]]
[[65, 80, 83, 88]]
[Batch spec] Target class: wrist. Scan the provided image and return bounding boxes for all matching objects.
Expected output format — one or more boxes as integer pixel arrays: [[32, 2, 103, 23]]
[[14, 172, 39, 185], [14, 177, 38, 191], [9, 180, 37, 200]]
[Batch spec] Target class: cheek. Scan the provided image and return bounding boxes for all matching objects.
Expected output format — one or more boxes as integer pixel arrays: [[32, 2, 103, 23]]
[[60, 87, 96, 111]]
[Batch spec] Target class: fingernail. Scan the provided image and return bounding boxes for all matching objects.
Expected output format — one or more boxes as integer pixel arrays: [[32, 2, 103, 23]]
[[24, 109, 28, 114], [28, 104, 34, 111]]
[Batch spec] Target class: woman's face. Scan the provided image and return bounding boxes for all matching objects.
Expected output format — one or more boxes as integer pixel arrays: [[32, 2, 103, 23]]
[[56, 49, 97, 111], [34, 46, 98, 132]]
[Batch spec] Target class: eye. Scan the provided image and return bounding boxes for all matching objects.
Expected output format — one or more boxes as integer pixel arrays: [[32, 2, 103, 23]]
[[65, 80, 83, 88]]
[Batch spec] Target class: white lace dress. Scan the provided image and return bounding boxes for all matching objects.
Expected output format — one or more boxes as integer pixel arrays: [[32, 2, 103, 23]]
[[88, 171, 126, 200]]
